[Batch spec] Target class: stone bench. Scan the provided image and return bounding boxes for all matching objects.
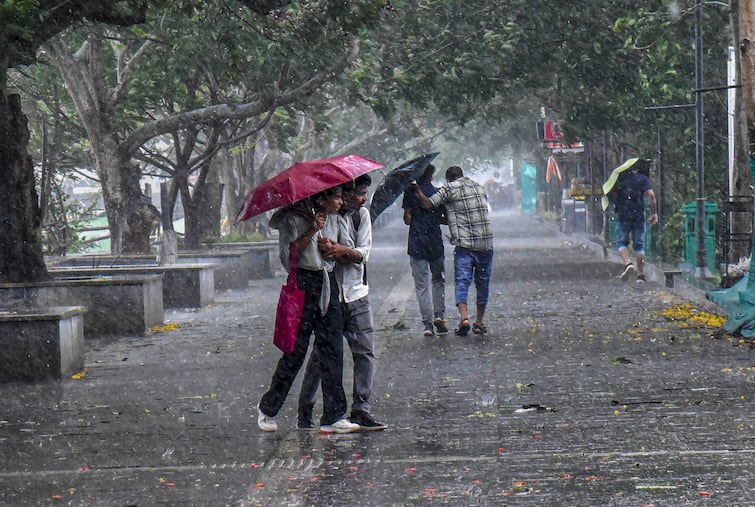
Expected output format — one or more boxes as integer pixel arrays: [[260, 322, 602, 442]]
[[178, 250, 258, 289], [195, 242, 278, 281], [0, 275, 163, 336], [50, 243, 277, 290], [0, 306, 86, 382], [48, 264, 214, 308]]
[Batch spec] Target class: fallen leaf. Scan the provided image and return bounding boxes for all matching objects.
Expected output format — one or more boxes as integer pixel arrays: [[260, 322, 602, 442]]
[[151, 323, 180, 333], [611, 357, 633, 365]]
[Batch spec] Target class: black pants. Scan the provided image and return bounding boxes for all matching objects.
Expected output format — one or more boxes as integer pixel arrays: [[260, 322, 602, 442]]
[[259, 269, 347, 425]]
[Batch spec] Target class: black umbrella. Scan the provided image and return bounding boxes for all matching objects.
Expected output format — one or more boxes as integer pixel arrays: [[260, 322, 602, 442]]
[[369, 153, 439, 223]]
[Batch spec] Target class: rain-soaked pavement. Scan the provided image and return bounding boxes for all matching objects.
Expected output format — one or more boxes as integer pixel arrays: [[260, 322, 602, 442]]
[[1, 210, 754, 506]]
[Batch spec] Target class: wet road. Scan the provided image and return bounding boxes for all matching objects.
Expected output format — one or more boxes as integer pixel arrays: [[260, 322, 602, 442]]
[[1, 210, 753, 506]]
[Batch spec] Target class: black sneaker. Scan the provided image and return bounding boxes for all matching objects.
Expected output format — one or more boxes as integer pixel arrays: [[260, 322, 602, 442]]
[[297, 418, 315, 430], [298, 403, 315, 430], [620, 263, 637, 281], [636, 274, 646, 283], [350, 410, 387, 431], [433, 317, 449, 334]]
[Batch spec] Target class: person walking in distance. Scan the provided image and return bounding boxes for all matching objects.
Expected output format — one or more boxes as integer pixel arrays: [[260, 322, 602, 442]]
[[298, 175, 387, 431], [608, 159, 658, 283], [412, 166, 493, 337], [256, 187, 360, 434], [402, 164, 448, 336]]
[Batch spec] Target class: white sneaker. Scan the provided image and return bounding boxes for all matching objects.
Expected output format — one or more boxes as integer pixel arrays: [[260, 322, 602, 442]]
[[319, 418, 360, 434], [256, 403, 277, 432]]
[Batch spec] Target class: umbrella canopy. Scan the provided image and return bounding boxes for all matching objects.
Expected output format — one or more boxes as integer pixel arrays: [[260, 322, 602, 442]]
[[600, 157, 640, 211], [369, 153, 439, 223], [234, 154, 384, 223], [545, 156, 562, 183]]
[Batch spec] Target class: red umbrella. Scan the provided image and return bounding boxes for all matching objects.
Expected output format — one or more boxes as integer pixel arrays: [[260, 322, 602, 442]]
[[234, 154, 384, 223]]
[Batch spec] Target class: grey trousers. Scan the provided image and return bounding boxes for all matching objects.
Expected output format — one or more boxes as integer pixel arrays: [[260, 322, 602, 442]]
[[300, 296, 376, 416], [410, 255, 446, 327]]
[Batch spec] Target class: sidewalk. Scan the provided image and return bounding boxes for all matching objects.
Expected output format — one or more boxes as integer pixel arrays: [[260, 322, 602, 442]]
[[1, 210, 753, 506]]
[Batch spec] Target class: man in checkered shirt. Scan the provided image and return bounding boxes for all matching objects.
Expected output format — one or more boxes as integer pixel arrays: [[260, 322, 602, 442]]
[[412, 166, 493, 337]]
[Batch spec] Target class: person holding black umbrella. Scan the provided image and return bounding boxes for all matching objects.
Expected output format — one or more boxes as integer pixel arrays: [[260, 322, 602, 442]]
[[411, 166, 493, 337], [402, 164, 449, 336]]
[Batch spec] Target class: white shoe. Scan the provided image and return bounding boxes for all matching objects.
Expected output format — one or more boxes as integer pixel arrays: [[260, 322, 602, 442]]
[[319, 418, 360, 434], [256, 403, 277, 432]]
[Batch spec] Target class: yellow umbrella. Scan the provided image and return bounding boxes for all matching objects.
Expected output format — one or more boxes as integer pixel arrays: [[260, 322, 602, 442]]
[[600, 158, 640, 211]]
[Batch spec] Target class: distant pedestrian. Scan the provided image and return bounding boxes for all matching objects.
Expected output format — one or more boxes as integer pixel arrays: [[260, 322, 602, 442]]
[[606, 159, 658, 283], [401, 164, 448, 336], [412, 166, 493, 337], [298, 175, 387, 431], [256, 187, 360, 434]]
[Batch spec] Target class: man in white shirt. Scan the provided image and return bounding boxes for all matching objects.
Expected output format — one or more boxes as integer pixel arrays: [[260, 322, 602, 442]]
[[298, 175, 387, 431]]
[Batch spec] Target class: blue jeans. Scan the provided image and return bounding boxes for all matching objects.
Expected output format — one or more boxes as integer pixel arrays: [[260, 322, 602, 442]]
[[453, 247, 493, 306], [615, 216, 646, 254]]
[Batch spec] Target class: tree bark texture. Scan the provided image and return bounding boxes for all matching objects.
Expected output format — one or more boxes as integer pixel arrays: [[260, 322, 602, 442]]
[[0, 94, 49, 282], [742, 0, 755, 145], [726, 0, 753, 262]]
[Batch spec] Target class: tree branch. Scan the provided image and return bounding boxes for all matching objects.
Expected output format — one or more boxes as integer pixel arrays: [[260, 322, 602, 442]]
[[122, 36, 360, 155]]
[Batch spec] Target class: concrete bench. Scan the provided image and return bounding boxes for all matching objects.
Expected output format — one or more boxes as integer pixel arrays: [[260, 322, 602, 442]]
[[50, 243, 277, 290], [194, 243, 278, 281], [0, 306, 85, 382], [48, 264, 214, 308], [178, 250, 257, 289], [0, 275, 163, 336], [664, 269, 684, 288]]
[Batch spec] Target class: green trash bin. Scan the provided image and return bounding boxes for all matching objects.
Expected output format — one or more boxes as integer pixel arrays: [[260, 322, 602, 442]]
[[681, 200, 719, 273]]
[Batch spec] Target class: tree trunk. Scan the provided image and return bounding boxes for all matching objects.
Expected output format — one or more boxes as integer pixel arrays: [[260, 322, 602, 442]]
[[196, 181, 223, 245], [96, 142, 158, 255], [728, 0, 753, 263], [0, 92, 49, 282], [49, 35, 157, 255], [742, 0, 755, 143]]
